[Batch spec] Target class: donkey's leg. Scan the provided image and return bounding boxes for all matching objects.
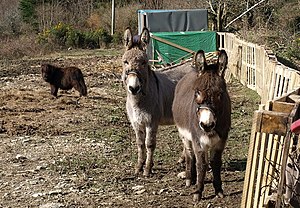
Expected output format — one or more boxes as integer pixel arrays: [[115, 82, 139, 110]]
[[50, 85, 58, 97], [134, 128, 146, 175], [178, 135, 186, 164], [210, 142, 226, 198], [184, 139, 194, 187], [193, 142, 208, 202], [73, 80, 87, 96], [143, 125, 158, 177]]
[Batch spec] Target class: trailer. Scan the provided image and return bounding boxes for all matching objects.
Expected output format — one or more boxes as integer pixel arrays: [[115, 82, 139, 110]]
[[137, 9, 217, 66]]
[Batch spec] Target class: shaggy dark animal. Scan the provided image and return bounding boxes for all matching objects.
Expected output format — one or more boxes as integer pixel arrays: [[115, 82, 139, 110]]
[[41, 64, 87, 97]]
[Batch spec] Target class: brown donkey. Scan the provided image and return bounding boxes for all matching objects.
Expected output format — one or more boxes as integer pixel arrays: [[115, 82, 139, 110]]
[[122, 27, 194, 176], [172, 50, 231, 201]]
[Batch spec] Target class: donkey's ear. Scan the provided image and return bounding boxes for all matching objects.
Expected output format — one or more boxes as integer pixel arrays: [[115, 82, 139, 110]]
[[194, 50, 206, 73], [217, 50, 228, 78], [140, 27, 150, 50], [124, 27, 133, 50]]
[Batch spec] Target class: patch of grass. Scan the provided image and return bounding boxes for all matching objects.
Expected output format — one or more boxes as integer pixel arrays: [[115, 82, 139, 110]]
[[155, 126, 183, 166], [50, 151, 108, 176], [224, 78, 261, 170]]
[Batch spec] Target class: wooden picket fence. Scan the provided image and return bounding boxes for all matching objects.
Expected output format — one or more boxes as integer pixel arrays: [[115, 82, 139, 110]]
[[218, 32, 300, 103], [217, 32, 300, 207]]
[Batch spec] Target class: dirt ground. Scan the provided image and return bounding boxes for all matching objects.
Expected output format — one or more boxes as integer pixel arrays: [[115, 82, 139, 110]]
[[0, 49, 261, 208]]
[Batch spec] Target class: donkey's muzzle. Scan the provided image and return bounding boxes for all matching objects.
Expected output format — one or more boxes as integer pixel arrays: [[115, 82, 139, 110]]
[[199, 121, 216, 132], [129, 86, 142, 95]]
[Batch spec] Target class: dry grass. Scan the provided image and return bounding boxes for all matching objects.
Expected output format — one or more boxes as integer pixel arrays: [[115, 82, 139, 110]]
[[0, 49, 261, 207]]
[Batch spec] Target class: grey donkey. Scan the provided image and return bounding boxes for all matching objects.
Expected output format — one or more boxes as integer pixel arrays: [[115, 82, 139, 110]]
[[122, 27, 195, 176], [172, 50, 231, 201]]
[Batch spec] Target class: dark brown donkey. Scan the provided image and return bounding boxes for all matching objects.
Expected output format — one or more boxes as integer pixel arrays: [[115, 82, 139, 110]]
[[122, 27, 195, 176], [172, 50, 231, 201]]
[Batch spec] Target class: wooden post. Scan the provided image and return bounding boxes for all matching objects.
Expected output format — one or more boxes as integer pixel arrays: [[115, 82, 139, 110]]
[[111, 0, 115, 35], [275, 104, 300, 207], [241, 111, 262, 208]]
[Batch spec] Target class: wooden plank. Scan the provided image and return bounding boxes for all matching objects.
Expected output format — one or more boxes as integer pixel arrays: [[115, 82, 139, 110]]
[[282, 68, 291, 94], [275, 69, 281, 98], [257, 111, 289, 135], [260, 134, 275, 207], [241, 43, 248, 86], [289, 72, 297, 92], [268, 71, 276, 101], [288, 94, 300, 103], [150, 34, 194, 54], [275, 135, 284, 184], [246, 132, 262, 208], [275, 104, 300, 207], [277, 65, 285, 97], [270, 135, 280, 190], [265, 101, 273, 111], [241, 111, 262, 208], [275, 131, 292, 208], [272, 101, 295, 114], [253, 132, 268, 207], [274, 88, 300, 103]]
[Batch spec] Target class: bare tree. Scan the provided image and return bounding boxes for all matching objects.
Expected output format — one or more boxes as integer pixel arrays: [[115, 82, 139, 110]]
[[0, 0, 20, 35], [207, 0, 227, 31], [144, 0, 164, 9]]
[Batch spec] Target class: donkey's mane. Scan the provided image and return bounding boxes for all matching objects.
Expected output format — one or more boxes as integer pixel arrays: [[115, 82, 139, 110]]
[[193, 69, 226, 94]]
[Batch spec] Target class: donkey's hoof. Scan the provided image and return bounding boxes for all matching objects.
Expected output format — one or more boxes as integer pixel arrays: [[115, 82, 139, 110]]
[[177, 171, 186, 179], [134, 168, 143, 176], [134, 171, 141, 177], [193, 193, 201, 202], [216, 191, 224, 198], [143, 169, 151, 177], [177, 157, 185, 164], [186, 179, 191, 187]]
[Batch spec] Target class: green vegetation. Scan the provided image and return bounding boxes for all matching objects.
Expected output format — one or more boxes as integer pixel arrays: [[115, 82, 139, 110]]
[[19, 0, 38, 27], [38, 22, 113, 49], [0, 0, 299, 67]]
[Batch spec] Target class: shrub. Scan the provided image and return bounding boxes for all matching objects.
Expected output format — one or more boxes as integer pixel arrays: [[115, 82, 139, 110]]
[[50, 22, 69, 45], [95, 28, 112, 47], [112, 32, 123, 46], [37, 22, 112, 49], [65, 29, 81, 48], [286, 37, 300, 61]]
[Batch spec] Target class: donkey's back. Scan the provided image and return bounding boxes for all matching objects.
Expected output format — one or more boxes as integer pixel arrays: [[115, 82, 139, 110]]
[[154, 62, 195, 125]]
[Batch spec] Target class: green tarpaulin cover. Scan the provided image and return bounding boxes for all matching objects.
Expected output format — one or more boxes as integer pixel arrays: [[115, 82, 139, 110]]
[[151, 31, 216, 64]]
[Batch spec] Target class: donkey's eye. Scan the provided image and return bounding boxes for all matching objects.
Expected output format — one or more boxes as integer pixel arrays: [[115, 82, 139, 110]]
[[194, 91, 204, 103], [141, 60, 147, 66]]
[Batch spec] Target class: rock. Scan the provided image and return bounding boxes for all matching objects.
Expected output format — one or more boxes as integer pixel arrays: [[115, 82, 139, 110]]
[[16, 154, 27, 160], [207, 203, 214, 208], [132, 185, 144, 191], [48, 189, 62, 195], [32, 192, 44, 197], [158, 189, 166, 195], [36, 164, 47, 171], [135, 189, 146, 195], [39, 203, 64, 208]]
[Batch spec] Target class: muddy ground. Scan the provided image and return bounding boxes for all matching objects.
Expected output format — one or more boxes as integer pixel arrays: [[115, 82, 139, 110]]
[[0, 49, 261, 208]]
